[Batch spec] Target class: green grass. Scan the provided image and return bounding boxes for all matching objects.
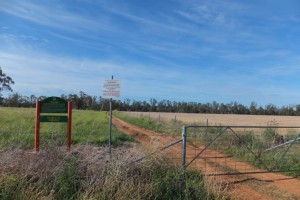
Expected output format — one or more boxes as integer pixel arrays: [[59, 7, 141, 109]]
[[0, 107, 133, 149]]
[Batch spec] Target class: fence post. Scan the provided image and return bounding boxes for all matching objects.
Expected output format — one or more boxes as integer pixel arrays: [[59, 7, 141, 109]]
[[182, 126, 186, 171], [34, 100, 40, 153], [67, 101, 72, 150]]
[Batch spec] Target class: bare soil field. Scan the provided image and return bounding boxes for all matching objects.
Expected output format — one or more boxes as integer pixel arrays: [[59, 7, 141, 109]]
[[113, 115, 300, 200]]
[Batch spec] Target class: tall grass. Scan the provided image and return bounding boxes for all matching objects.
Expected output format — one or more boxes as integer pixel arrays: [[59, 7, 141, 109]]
[[0, 146, 225, 200], [0, 108, 133, 149]]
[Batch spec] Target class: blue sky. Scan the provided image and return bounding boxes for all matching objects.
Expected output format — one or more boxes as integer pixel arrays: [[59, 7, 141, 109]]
[[1, 0, 300, 106]]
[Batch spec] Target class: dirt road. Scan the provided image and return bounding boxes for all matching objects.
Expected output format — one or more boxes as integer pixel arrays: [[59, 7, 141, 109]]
[[113, 116, 300, 200]]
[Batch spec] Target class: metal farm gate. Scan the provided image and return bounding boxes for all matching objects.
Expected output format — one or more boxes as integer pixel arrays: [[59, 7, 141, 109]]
[[133, 125, 300, 176], [181, 125, 300, 176]]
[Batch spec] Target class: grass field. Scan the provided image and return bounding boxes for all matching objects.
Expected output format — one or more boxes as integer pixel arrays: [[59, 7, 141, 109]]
[[0, 107, 133, 149]]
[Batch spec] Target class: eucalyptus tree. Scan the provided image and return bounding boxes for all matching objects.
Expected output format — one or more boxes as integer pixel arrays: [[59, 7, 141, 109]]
[[0, 67, 14, 92]]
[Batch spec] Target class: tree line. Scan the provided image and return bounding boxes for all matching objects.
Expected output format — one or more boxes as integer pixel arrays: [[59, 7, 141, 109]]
[[1, 91, 300, 116], [1, 67, 299, 116]]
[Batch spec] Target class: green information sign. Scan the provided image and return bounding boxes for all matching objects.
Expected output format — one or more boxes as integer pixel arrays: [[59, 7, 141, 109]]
[[35, 97, 72, 152], [40, 115, 68, 123], [40, 97, 67, 113]]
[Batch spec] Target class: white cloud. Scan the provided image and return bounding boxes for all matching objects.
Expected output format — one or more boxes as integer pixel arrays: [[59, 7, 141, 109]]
[[0, 45, 187, 98], [1, 0, 300, 106], [0, 1, 119, 36], [176, 0, 245, 27], [1, 43, 300, 106]]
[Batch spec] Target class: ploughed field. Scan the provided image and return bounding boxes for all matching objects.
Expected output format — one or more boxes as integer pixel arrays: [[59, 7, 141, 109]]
[[122, 111, 300, 126], [122, 111, 300, 134]]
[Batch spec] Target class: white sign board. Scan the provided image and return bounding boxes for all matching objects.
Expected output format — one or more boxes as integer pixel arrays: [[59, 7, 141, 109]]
[[103, 80, 120, 98]]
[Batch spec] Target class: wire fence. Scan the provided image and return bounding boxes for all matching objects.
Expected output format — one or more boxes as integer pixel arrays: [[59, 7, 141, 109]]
[[0, 129, 120, 149], [2, 123, 300, 177]]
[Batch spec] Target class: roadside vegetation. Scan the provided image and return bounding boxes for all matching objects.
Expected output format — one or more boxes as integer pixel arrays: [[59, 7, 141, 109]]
[[0, 146, 228, 200], [0, 107, 228, 200]]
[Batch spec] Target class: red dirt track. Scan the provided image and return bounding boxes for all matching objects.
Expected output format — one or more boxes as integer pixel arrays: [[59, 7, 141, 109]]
[[113, 116, 300, 200]]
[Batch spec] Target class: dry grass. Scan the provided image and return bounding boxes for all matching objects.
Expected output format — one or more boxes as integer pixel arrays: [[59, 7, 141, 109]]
[[0, 144, 142, 199], [0, 144, 228, 200], [203, 175, 233, 200]]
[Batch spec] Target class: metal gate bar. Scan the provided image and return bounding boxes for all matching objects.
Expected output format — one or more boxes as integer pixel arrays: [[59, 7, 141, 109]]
[[185, 127, 228, 168], [132, 138, 182, 163], [182, 125, 300, 175], [270, 135, 300, 171]]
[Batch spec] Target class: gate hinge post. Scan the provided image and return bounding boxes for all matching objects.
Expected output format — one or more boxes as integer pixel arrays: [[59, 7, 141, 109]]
[[182, 126, 187, 171]]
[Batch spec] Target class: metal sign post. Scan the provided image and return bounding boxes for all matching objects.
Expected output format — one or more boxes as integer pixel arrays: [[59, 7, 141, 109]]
[[109, 96, 112, 154], [109, 76, 113, 154], [102, 76, 120, 154]]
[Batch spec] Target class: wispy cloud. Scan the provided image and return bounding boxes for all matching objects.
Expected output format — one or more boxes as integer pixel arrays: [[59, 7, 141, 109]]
[[1, 43, 300, 106], [1, 0, 300, 106], [0, 1, 119, 36], [258, 61, 300, 77], [1, 0, 286, 63], [0, 44, 186, 98], [176, 0, 245, 27]]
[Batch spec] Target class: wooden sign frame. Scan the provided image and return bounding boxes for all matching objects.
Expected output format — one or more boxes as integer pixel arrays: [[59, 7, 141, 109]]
[[34, 97, 72, 152]]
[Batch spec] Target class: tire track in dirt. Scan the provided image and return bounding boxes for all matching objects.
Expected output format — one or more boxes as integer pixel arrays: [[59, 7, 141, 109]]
[[113, 116, 300, 200]]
